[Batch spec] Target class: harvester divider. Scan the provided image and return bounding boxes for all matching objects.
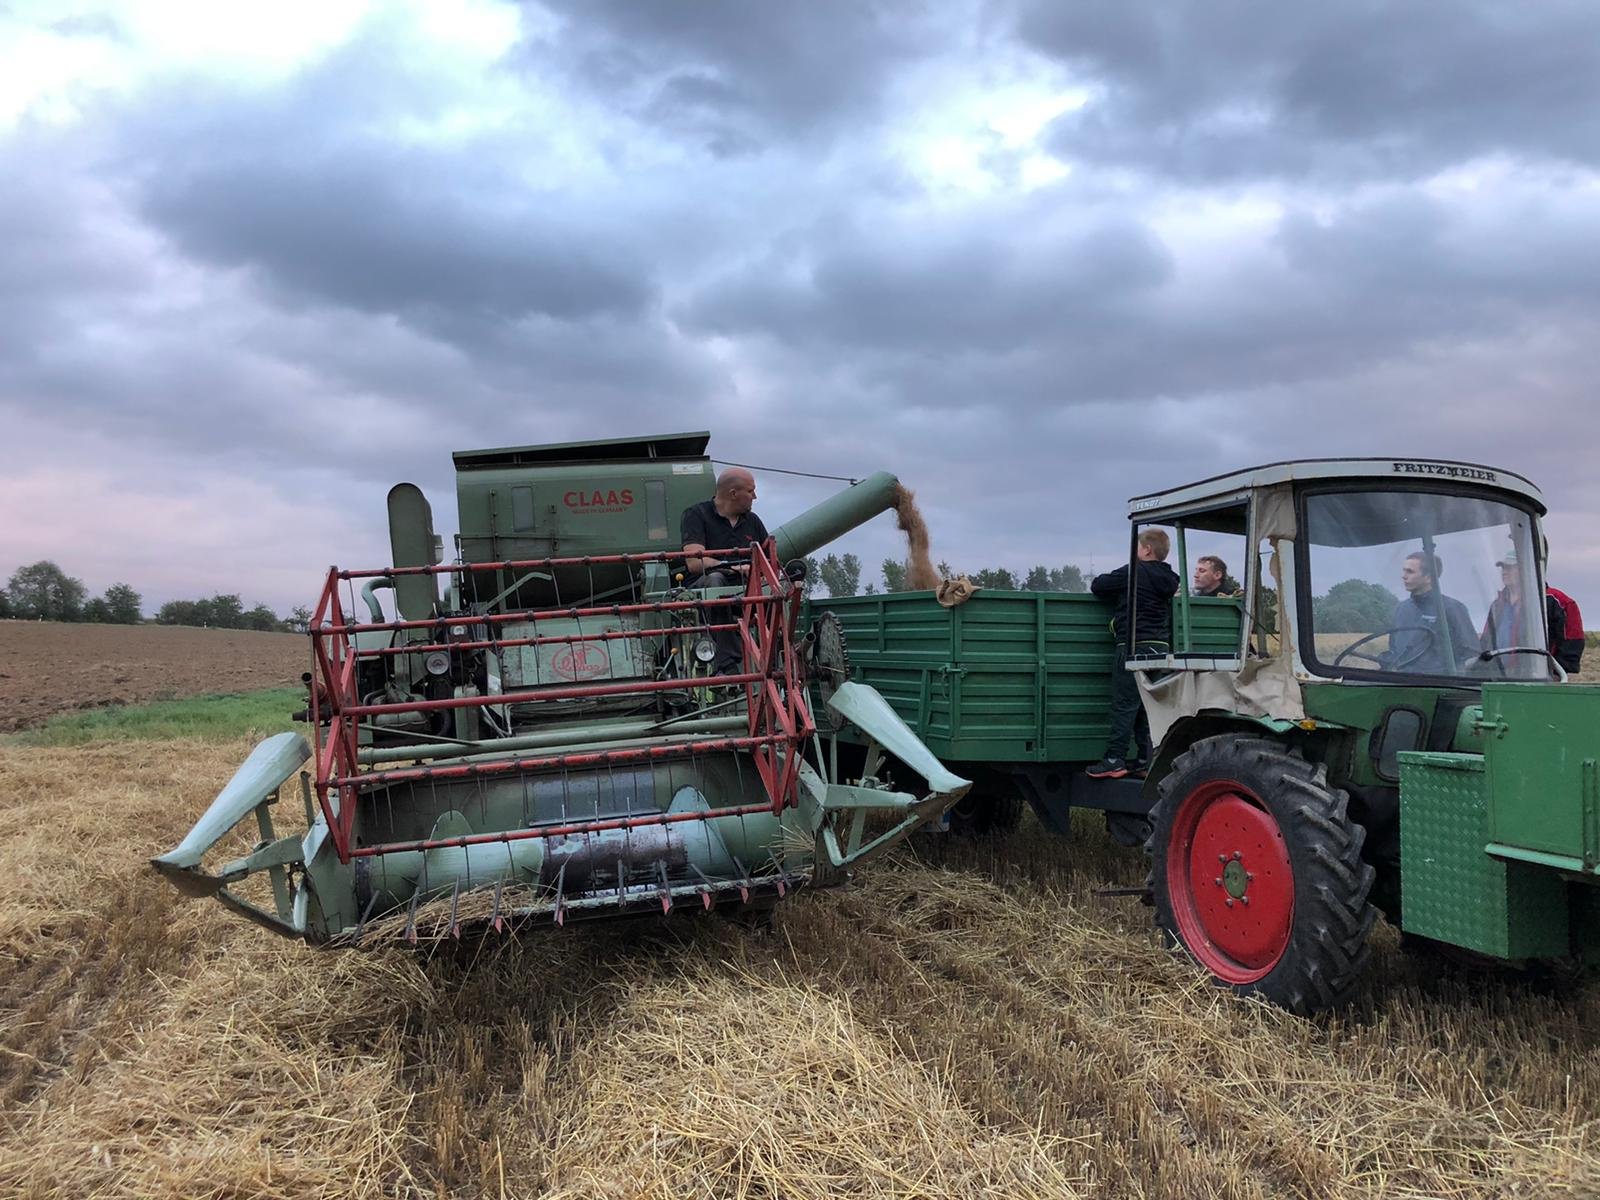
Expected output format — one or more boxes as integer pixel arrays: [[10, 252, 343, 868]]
[[799, 682, 974, 874], [150, 731, 313, 937]]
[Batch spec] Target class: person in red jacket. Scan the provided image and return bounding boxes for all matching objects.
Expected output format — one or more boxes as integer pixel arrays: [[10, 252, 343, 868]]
[[1546, 585, 1585, 675]]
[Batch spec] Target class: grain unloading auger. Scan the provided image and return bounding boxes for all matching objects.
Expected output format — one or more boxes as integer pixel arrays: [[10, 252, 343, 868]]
[[152, 433, 968, 943]]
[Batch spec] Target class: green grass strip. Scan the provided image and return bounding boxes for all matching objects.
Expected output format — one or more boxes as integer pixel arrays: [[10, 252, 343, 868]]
[[5, 687, 304, 747]]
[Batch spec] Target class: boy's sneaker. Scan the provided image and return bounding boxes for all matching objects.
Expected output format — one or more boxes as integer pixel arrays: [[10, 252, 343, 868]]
[[1127, 761, 1150, 780], [1085, 757, 1128, 779]]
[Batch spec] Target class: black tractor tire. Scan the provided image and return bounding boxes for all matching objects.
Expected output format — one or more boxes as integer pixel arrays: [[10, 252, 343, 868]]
[[945, 772, 1026, 838], [1147, 734, 1377, 1015]]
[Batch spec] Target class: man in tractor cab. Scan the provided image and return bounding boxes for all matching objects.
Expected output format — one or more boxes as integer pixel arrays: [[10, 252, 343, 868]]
[[1087, 528, 1180, 779], [681, 467, 769, 674], [1383, 550, 1477, 675], [1191, 554, 1240, 598], [1481, 549, 1535, 653]]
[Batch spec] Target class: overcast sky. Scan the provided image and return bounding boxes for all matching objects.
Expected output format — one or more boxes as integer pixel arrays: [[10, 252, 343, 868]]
[[4, 1, 1599, 616]]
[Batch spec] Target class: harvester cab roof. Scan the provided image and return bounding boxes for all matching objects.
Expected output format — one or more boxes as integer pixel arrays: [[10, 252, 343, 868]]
[[1121, 457, 1555, 720]]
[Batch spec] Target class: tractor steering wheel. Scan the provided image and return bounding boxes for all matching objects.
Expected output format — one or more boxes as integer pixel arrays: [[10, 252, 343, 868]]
[[1331, 626, 1439, 672]]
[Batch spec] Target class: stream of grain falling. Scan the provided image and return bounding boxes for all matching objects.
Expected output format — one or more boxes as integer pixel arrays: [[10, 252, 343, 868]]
[[893, 484, 942, 591]]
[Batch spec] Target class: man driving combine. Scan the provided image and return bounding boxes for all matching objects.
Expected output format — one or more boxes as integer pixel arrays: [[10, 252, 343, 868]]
[[681, 467, 769, 674], [1383, 550, 1477, 674]]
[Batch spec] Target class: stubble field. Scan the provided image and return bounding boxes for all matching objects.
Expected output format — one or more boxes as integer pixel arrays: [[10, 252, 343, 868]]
[[0, 625, 1597, 1198]]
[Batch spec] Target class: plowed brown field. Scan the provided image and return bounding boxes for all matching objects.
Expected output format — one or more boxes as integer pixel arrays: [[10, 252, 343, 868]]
[[0, 621, 306, 731]]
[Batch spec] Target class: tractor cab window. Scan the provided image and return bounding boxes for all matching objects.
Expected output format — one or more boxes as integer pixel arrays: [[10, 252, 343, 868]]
[[1301, 489, 1545, 681]]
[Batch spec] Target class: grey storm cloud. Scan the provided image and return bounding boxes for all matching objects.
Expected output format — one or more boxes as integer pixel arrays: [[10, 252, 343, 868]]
[[526, 0, 946, 153], [681, 207, 1173, 354], [124, 49, 656, 333], [0, 140, 149, 363], [142, 154, 652, 323], [674, 174, 1600, 417], [1020, 0, 1600, 183]]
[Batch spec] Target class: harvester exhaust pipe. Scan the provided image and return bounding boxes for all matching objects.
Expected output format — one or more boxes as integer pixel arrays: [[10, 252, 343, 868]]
[[769, 470, 901, 565], [387, 483, 440, 620]]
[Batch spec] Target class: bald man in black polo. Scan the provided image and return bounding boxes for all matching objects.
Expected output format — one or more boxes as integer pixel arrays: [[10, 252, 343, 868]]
[[681, 467, 769, 673]]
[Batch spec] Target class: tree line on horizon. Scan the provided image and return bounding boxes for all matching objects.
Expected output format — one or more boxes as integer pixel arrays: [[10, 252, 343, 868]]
[[804, 554, 1411, 636], [1, 560, 309, 633], [807, 554, 1091, 597]]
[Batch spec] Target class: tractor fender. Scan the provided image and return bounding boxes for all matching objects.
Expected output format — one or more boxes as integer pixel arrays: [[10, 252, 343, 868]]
[[1147, 712, 1350, 797]]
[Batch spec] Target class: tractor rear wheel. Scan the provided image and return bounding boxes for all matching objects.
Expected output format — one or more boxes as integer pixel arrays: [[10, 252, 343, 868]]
[[1147, 735, 1377, 1014]]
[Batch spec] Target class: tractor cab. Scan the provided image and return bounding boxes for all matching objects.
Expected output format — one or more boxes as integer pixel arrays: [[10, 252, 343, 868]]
[[1121, 459, 1596, 1014], [1121, 458, 1553, 744]]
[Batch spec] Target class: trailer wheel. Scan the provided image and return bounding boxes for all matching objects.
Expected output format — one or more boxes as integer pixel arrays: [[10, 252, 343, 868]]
[[945, 772, 1025, 837], [1147, 735, 1376, 1014]]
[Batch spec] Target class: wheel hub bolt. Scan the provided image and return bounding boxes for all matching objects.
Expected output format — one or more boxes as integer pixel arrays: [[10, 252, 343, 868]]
[[1232, 851, 1242, 860], [1225, 898, 1234, 907]]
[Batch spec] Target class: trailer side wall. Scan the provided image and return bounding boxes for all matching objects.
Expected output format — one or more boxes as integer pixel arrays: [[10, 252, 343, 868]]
[[811, 591, 1240, 765]]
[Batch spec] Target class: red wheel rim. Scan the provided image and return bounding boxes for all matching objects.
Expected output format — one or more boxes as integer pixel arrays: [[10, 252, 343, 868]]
[[1165, 777, 1294, 984]]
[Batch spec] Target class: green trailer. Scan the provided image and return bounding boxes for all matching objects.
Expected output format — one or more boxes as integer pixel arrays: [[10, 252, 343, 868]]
[[812, 590, 1239, 841]]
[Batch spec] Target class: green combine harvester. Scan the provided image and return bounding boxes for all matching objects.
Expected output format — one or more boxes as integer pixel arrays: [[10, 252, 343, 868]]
[[820, 458, 1600, 1012], [152, 433, 969, 942]]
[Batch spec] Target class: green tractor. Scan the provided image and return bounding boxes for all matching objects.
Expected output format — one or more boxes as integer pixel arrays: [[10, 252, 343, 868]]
[[742, 453, 1596, 1014], [1130, 457, 1599, 1012]]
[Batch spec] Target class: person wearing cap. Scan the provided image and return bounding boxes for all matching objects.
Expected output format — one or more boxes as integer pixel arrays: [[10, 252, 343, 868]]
[[1481, 548, 1535, 653]]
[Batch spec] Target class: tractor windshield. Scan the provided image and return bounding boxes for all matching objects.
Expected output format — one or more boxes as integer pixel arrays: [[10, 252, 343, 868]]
[[1300, 488, 1547, 682]]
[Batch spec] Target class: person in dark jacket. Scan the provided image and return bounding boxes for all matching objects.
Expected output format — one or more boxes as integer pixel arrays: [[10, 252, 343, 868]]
[[1381, 550, 1476, 675], [1086, 528, 1180, 779], [1547, 585, 1585, 675]]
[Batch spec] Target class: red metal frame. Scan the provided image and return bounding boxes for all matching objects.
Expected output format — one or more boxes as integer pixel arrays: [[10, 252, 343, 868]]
[[306, 541, 815, 864]]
